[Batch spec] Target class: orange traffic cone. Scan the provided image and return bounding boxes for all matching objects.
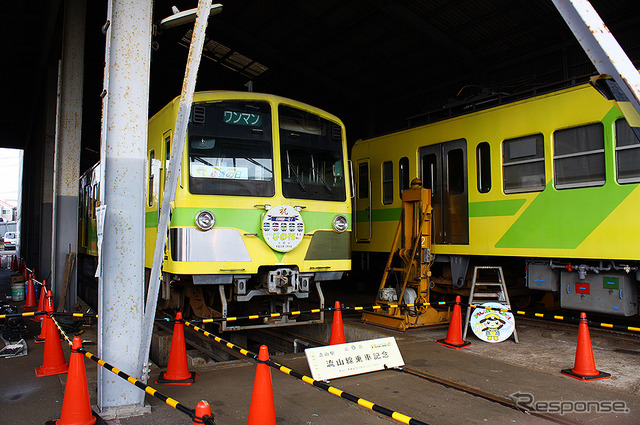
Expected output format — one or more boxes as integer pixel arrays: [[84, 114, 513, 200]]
[[329, 300, 346, 345], [155, 312, 198, 385], [193, 400, 213, 425], [247, 345, 276, 425], [36, 291, 69, 377], [437, 295, 471, 349], [53, 337, 97, 425], [34, 318, 47, 344], [561, 312, 610, 381], [32, 279, 47, 322], [23, 276, 38, 310]]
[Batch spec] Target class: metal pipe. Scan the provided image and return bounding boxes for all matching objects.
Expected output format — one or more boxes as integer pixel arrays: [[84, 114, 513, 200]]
[[139, 3, 221, 383]]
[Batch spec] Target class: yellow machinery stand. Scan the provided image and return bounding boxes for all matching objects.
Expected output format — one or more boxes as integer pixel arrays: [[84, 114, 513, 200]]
[[361, 180, 451, 330]]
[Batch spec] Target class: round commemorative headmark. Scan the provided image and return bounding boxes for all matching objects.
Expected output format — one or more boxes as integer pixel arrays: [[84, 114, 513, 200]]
[[469, 302, 515, 343], [262, 205, 304, 252]]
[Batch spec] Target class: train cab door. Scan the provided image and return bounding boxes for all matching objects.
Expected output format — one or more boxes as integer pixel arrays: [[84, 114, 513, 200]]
[[355, 159, 372, 241], [419, 139, 469, 244]]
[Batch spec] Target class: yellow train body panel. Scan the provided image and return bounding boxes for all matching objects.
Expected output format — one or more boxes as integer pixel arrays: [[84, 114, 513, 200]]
[[352, 83, 639, 260]]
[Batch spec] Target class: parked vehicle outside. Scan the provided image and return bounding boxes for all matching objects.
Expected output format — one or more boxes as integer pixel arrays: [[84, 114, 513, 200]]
[[3, 232, 17, 250]]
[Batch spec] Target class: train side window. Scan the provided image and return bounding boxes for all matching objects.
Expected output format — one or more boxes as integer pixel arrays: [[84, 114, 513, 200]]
[[421, 154, 437, 193], [476, 142, 491, 193], [148, 150, 155, 207], [502, 134, 545, 193], [358, 162, 369, 199], [447, 148, 464, 195], [615, 118, 640, 184], [553, 123, 605, 189], [398, 157, 410, 197], [382, 161, 393, 204]]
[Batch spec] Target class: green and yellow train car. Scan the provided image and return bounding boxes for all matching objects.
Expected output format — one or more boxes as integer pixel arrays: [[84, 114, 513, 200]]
[[351, 82, 640, 317], [80, 91, 351, 330]]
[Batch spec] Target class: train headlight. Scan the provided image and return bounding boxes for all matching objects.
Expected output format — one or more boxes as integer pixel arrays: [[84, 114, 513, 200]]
[[332, 214, 348, 233], [195, 210, 215, 231]]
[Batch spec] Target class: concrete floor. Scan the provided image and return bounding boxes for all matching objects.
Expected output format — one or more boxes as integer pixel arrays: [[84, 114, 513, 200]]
[[2, 262, 640, 424]]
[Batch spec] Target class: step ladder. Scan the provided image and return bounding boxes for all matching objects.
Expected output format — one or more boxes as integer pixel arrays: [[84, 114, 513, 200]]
[[462, 266, 518, 343]]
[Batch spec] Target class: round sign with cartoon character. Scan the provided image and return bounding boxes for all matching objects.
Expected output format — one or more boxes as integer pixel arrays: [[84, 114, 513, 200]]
[[470, 302, 515, 343], [262, 205, 305, 252]]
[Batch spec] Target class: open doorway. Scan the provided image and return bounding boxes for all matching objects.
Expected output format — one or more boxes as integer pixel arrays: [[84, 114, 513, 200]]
[[0, 148, 23, 264]]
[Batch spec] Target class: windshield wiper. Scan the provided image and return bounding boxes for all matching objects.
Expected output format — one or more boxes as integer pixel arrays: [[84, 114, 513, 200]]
[[244, 157, 273, 175], [288, 164, 307, 191], [318, 174, 333, 193], [191, 154, 213, 166]]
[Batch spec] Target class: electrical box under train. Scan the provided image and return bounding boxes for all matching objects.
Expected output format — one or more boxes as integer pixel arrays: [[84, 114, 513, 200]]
[[527, 261, 638, 316], [560, 270, 637, 316]]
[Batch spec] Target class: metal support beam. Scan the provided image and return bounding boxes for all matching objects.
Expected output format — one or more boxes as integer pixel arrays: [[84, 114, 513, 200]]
[[52, 0, 85, 310], [137, 0, 220, 384], [97, 0, 152, 416], [552, 0, 640, 121]]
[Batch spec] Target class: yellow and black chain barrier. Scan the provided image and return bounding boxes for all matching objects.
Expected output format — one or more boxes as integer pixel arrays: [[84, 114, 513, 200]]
[[178, 301, 449, 325], [462, 302, 640, 333], [49, 316, 215, 425], [3, 299, 639, 334], [183, 319, 430, 425]]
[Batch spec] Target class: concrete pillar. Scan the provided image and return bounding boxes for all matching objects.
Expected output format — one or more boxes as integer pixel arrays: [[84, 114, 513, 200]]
[[97, 0, 151, 415], [52, 0, 85, 310], [40, 64, 58, 282]]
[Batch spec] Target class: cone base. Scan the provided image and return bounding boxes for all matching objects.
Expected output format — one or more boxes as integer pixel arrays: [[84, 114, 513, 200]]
[[34, 334, 63, 344], [561, 368, 611, 381], [437, 339, 471, 349], [35, 362, 69, 377], [155, 371, 198, 385], [46, 410, 106, 425]]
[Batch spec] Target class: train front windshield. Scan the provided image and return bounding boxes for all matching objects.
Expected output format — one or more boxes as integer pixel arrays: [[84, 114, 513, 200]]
[[188, 100, 346, 201], [279, 105, 346, 201]]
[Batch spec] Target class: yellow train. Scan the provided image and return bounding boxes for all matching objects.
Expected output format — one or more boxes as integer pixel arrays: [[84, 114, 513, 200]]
[[79, 91, 352, 330], [351, 81, 640, 317]]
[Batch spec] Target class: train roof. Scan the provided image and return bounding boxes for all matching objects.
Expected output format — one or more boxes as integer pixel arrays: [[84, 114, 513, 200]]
[[149, 91, 344, 126]]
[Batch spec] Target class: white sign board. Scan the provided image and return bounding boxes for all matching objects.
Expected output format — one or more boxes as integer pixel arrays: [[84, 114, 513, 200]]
[[470, 302, 515, 343], [305, 337, 404, 381], [95, 205, 107, 278]]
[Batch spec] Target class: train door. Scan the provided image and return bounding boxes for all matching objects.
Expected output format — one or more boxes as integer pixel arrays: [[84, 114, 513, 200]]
[[419, 139, 469, 244], [355, 159, 372, 241]]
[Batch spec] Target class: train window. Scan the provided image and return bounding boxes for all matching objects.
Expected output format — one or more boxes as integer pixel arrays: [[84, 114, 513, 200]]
[[553, 123, 605, 189], [399, 157, 410, 197], [421, 154, 437, 193], [447, 148, 465, 195], [188, 100, 274, 197], [615, 118, 640, 184], [148, 150, 155, 207], [382, 161, 393, 204], [503, 134, 545, 193], [279, 105, 346, 201], [358, 162, 369, 199], [476, 142, 491, 193]]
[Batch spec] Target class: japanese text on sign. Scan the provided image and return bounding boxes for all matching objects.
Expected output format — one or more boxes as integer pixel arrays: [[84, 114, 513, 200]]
[[305, 337, 404, 381], [223, 111, 262, 126]]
